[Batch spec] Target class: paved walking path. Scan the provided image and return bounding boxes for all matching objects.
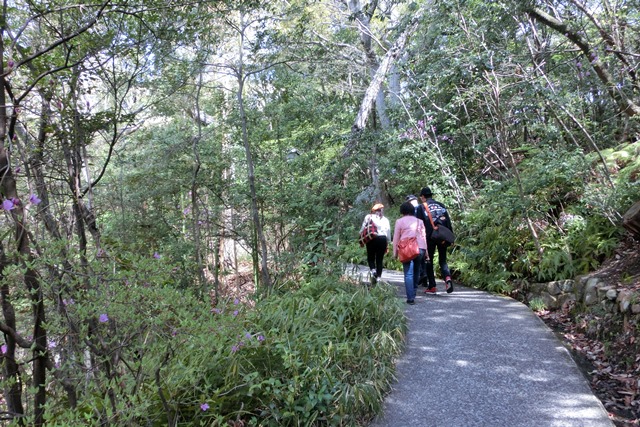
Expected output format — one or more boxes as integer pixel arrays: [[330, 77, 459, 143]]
[[352, 266, 614, 427]]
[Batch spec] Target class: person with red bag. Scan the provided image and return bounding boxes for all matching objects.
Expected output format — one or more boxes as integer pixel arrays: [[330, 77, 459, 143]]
[[392, 201, 427, 304], [360, 203, 391, 284]]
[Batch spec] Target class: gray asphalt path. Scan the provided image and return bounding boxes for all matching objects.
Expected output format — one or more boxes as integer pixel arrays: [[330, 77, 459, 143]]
[[355, 266, 614, 427]]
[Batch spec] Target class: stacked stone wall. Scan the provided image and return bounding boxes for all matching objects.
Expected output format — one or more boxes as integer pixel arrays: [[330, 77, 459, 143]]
[[523, 276, 640, 315]]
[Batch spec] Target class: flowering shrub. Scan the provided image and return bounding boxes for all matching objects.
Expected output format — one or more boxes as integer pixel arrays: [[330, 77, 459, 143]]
[[33, 256, 405, 426]]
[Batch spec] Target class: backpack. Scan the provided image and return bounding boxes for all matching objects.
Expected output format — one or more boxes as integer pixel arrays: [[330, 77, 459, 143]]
[[359, 216, 377, 247]]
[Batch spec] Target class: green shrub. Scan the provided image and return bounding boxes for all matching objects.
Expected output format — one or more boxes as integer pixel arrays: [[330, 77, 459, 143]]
[[528, 297, 547, 312], [453, 145, 626, 291], [38, 270, 406, 426]]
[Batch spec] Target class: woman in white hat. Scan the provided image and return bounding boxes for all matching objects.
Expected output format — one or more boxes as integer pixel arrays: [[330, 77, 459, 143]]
[[360, 203, 391, 283]]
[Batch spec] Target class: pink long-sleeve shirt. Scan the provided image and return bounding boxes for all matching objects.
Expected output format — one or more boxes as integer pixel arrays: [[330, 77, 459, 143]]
[[393, 215, 427, 258]]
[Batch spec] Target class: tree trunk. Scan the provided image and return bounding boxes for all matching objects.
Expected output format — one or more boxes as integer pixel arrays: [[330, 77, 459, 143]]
[[350, 18, 419, 134], [236, 12, 272, 290], [342, 11, 421, 164], [623, 200, 640, 238], [191, 71, 206, 293]]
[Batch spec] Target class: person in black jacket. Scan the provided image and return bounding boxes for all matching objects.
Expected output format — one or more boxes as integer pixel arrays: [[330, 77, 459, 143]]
[[416, 187, 454, 293]]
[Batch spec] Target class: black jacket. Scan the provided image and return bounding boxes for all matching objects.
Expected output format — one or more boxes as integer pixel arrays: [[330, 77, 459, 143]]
[[416, 198, 453, 240]]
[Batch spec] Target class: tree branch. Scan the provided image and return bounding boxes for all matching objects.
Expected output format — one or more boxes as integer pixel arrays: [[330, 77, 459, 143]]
[[527, 6, 640, 116]]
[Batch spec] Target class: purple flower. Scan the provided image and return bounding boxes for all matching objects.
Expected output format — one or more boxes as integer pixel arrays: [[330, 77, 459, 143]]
[[14, 166, 20, 174], [200, 403, 209, 411], [99, 313, 109, 323], [245, 332, 252, 339], [1, 344, 7, 354], [211, 308, 221, 314], [29, 194, 41, 205], [2, 199, 15, 211], [232, 310, 239, 317], [153, 252, 161, 259], [62, 298, 75, 306], [231, 345, 239, 353], [233, 298, 239, 305], [257, 335, 265, 342]]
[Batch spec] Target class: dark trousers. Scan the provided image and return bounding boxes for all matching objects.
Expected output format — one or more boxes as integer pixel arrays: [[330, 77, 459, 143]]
[[422, 239, 451, 288], [366, 236, 387, 278]]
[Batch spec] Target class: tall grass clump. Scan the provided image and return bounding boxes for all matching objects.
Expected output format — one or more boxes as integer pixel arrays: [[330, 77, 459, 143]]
[[248, 279, 405, 425]]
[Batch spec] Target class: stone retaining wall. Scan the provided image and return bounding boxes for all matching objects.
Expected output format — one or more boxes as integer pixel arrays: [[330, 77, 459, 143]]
[[524, 276, 640, 315]]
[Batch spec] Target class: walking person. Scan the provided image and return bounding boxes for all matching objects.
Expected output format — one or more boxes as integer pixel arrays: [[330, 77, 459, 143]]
[[417, 187, 454, 294], [360, 203, 391, 284], [406, 194, 424, 281], [405, 194, 420, 216], [393, 201, 427, 304]]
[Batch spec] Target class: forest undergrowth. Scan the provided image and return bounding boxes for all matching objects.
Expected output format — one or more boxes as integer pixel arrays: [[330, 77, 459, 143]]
[[537, 236, 640, 427]]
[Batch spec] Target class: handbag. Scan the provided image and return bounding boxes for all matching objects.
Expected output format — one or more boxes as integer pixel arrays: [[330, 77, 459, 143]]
[[423, 203, 455, 246], [358, 217, 378, 247], [430, 225, 455, 245], [397, 236, 420, 263]]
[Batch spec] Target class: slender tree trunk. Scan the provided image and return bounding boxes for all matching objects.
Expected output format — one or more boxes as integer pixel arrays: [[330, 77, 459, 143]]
[[236, 13, 271, 290], [0, 12, 47, 424], [484, 69, 543, 255], [0, 7, 25, 419], [0, 243, 24, 421], [191, 71, 205, 292]]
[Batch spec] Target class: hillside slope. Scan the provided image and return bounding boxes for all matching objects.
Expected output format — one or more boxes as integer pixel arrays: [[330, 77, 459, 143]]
[[538, 236, 640, 427]]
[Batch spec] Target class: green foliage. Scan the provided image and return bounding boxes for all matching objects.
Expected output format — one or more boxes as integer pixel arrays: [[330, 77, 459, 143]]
[[452, 145, 625, 290], [241, 279, 404, 425], [30, 254, 405, 426], [528, 297, 547, 312], [6, 0, 640, 423]]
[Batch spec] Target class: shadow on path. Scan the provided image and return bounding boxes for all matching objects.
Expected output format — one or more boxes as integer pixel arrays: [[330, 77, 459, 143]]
[[348, 265, 614, 427]]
